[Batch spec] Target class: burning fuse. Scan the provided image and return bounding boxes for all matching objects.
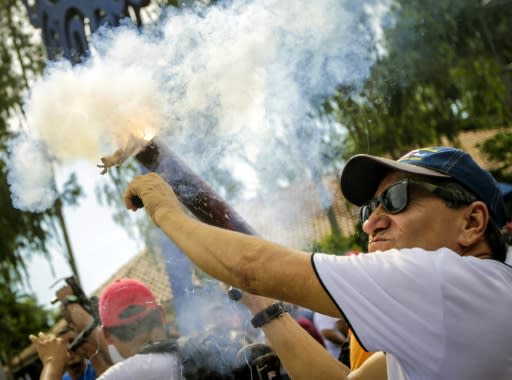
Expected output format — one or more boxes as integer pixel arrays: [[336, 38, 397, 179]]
[[97, 135, 148, 174]]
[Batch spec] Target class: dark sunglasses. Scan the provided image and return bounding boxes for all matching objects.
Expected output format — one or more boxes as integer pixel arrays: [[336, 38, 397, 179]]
[[359, 178, 475, 223]]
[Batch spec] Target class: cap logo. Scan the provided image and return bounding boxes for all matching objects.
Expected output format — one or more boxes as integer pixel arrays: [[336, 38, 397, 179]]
[[399, 147, 445, 162]]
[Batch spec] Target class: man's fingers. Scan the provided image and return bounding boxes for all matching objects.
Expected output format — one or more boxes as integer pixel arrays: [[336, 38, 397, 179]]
[[124, 174, 151, 210], [124, 173, 164, 211], [124, 184, 140, 211]]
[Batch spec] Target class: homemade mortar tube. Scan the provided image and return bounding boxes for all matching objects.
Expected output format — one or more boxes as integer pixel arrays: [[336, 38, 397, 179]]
[[134, 138, 256, 234], [134, 138, 255, 301]]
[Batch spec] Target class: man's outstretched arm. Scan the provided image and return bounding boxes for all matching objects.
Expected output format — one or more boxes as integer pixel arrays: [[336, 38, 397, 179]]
[[237, 292, 387, 380], [124, 173, 338, 316], [242, 293, 351, 379]]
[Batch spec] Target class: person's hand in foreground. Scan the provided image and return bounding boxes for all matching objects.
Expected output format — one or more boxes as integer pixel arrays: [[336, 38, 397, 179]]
[[29, 332, 68, 380]]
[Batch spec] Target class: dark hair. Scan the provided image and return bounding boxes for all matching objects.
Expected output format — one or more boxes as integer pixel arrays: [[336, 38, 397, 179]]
[[421, 178, 508, 262], [104, 307, 163, 342]]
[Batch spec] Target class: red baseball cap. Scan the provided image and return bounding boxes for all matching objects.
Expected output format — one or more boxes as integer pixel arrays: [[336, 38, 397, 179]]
[[99, 278, 159, 328]]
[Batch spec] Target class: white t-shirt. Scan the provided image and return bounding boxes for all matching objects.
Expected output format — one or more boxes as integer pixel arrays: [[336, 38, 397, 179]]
[[506, 245, 512, 265], [312, 248, 512, 380], [98, 352, 182, 380], [312, 312, 344, 358]]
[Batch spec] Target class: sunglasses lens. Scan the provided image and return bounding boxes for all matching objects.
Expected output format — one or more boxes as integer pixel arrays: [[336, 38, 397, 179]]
[[360, 198, 379, 222], [359, 205, 370, 222], [382, 181, 408, 214], [359, 181, 409, 222]]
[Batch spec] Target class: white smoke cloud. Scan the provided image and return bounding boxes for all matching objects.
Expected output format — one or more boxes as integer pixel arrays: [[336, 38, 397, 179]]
[[24, 58, 163, 162], [6, 134, 58, 212], [8, 0, 391, 211]]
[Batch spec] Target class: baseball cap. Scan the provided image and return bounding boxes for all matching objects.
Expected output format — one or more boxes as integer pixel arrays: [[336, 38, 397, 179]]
[[340, 146, 507, 226], [99, 278, 159, 328]]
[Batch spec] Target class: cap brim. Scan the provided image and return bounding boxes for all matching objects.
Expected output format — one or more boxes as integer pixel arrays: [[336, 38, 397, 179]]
[[340, 154, 450, 206]]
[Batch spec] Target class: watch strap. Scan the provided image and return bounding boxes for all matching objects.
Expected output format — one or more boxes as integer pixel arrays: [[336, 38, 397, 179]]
[[251, 302, 287, 328]]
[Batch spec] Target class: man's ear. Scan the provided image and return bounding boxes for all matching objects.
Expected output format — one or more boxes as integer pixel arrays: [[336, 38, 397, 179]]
[[102, 326, 113, 344], [158, 305, 167, 324], [458, 201, 488, 248]]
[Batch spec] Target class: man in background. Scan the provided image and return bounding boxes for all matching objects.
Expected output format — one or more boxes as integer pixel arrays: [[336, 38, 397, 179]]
[[96, 278, 182, 380]]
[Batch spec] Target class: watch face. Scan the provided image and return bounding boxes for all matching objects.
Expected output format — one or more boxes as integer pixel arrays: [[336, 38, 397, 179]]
[[66, 294, 79, 302], [61, 294, 79, 308], [251, 302, 286, 328]]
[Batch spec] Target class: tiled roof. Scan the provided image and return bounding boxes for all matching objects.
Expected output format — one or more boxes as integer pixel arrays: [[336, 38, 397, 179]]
[[91, 250, 172, 302]]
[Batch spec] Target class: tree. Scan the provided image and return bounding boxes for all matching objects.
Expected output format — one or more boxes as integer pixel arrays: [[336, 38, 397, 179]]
[[0, 1, 54, 286], [0, 1, 84, 366], [307, 220, 368, 255], [335, 0, 512, 167], [0, 287, 56, 373], [480, 129, 512, 182]]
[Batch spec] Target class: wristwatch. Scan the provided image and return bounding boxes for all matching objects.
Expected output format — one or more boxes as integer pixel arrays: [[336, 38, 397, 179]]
[[61, 294, 79, 308], [250, 302, 287, 328]]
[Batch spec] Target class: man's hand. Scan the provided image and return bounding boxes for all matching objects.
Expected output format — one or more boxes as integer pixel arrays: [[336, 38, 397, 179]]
[[55, 285, 93, 331], [29, 332, 68, 371], [55, 285, 74, 301], [124, 173, 185, 226]]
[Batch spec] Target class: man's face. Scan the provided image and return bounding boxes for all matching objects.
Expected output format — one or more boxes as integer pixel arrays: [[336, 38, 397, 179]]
[[362, 171, 465, 253], [59, 330, 86, 380], [102, 328, 134, 359]]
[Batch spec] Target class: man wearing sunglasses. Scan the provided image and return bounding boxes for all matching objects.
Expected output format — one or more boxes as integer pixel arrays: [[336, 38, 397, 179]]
[[124, 146, 512, 380]]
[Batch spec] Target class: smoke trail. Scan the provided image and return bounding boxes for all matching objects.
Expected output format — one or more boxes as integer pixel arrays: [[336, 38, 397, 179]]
[[8, 0, 391, 211]]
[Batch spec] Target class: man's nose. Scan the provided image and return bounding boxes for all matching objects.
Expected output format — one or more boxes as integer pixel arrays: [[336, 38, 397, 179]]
[[362, 205, 389, 235]]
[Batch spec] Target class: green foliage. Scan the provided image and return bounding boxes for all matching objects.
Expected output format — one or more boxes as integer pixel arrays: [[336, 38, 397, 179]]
[[0, 0, 45, 137], [335, 0, 512, 161], [307, 225, 366, 256], [480, 130, 512, 182], [0, 287, 56, 365], [59, 172, 84, 206]]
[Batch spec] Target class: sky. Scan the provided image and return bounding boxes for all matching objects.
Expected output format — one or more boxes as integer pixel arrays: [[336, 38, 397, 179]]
[[27, 161, 141, 306]]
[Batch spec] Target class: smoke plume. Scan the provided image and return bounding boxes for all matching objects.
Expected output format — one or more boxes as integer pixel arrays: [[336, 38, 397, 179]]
[[8, 0, 390, 211]]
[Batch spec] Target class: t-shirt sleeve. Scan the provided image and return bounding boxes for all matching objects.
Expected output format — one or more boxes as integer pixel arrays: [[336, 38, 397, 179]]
[[312, 249, 445, 370], [98, 353, 181, 380]]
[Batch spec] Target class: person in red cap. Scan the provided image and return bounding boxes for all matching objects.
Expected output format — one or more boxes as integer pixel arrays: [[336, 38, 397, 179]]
[[96, 278, 182, 380], [125, 146, 512, 380]]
